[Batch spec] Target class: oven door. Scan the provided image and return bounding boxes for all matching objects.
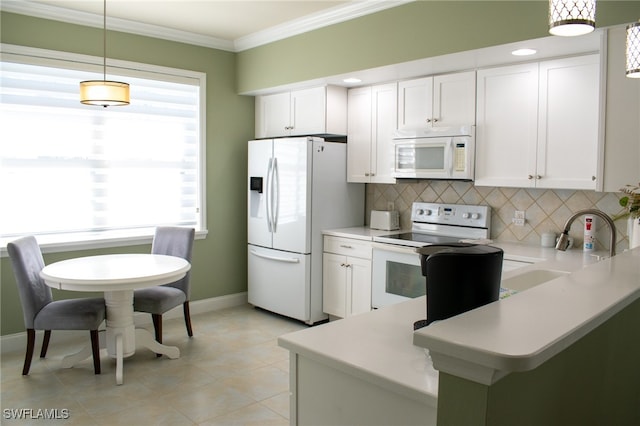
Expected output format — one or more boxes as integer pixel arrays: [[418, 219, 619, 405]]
[[371, 243, 425, 309]]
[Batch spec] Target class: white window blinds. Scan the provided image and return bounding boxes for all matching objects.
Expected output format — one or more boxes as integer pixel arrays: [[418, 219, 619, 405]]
[[0, 51, 205, 246]]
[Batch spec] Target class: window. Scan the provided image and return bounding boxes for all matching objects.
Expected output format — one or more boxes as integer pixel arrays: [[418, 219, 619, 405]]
[[0, 45, 206, 252]]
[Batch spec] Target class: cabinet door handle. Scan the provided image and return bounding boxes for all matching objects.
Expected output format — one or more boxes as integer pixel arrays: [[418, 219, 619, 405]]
[[365, 172, 370, 176], [592, 176, 596, 181], [528, 175, 534, 180], [536, 175, 542, 180], [340, 245, 353, 249], [426, 118, 432, 123], [433, 118, 439, 122]]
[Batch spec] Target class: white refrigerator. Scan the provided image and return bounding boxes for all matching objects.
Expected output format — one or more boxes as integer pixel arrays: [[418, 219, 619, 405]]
[[247, 137, 364, 324]]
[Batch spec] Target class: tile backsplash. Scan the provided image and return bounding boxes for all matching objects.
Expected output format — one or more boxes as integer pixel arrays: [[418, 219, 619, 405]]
[[366, 181, 632, 254]]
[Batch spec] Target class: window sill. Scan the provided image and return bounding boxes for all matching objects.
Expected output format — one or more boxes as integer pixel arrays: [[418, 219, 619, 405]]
[[1, 228, 208, 257]]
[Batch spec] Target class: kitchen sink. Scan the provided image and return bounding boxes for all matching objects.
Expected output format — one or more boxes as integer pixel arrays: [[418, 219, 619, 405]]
[[501, 269, 570, 292]]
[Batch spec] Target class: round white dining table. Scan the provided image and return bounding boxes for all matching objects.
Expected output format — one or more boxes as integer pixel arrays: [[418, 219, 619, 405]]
[[40, 253, 191, 385]]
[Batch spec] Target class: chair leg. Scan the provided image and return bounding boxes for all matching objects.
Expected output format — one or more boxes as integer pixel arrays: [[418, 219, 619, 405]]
[[23, 329, 36, 375], [152, 314, 162, 357], [90, 330, 101, 375], [183, 301, 193, 337], [40, 330, 51, 358]]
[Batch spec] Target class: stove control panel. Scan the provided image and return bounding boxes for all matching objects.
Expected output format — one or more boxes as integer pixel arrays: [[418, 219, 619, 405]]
[[411, 202, 490, 229]]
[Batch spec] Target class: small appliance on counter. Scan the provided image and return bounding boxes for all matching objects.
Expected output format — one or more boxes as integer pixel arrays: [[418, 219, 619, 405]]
[[370, 210, 400, 231], [414, 243, 503, 329]]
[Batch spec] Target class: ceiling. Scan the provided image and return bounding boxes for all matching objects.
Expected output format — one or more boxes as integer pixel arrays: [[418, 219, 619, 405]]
[[2, 0, 409, 51]]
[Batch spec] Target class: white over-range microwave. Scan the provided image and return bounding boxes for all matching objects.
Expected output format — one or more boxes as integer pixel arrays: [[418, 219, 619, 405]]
[[392, 125, 475, 180]]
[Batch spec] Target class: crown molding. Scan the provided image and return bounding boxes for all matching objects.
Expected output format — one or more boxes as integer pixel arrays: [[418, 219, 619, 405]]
[[1, 0, 412, 52], [233, 0, 413, 52], [0, 1, 235, 51]]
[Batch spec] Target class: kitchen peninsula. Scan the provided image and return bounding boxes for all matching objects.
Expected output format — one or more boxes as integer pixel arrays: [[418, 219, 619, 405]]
[[278, 243, 640, 426]]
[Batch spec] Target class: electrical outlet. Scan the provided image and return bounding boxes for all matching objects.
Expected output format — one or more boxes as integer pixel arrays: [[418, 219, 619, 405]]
[[387, 202, 395, 211], [512, 210, 525, 226]]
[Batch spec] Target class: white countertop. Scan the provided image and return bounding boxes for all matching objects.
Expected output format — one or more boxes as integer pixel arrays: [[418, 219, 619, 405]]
[[414, 245, 640, 385], [278, 296, 439, 406], [291, 227, 640, 392]]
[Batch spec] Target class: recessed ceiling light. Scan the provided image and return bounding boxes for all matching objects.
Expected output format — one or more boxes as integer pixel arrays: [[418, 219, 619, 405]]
[[511, 48, 537, 56], [343, 78, 362, 84]]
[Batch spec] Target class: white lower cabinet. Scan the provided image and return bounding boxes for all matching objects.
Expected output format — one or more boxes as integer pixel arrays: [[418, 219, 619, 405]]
[[322, 236, 372, 318]]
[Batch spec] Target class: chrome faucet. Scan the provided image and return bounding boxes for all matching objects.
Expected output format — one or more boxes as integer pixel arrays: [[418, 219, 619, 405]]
[[556, 209, 616, 257]]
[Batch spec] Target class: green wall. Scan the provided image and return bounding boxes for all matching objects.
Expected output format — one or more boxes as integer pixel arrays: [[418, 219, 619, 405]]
[[437, 297, 640, 426], [0, 12, 255, 335], [2, 2, 640, 336], [237, 1, 640, 93]]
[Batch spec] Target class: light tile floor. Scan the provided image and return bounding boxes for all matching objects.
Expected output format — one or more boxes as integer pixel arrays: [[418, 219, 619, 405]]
[[0, 305, 307, 425]]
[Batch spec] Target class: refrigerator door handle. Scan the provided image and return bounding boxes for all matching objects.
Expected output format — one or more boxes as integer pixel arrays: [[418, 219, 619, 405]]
[[266, 157, 273, 232], [272, 157, 279, 233], [250, 249, 300, 263]]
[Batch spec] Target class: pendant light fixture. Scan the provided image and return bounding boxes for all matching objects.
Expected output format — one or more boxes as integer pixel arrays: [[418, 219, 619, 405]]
[[549, 0, 596, 37], [79, 0, 129, 107], [626, 20, 640, 78]]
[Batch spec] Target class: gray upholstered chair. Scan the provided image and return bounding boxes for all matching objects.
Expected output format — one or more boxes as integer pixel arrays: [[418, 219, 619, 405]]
[[7, 236, 106, 375], [133, 227, 195, 353]]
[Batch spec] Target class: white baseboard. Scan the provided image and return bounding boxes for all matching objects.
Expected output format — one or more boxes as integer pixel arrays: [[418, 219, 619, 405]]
[[0, 292, 248, 356]]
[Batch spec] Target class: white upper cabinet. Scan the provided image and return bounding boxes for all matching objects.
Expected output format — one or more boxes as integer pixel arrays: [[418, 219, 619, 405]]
[[602, 26, 640, 192], [398, 71, 476, 130], [475, 63, 539, 188], [475, 55, 601, 189], [256, 92, 290, 138], [537, 55, 601, 190], [347, 83, 397, 183], [255, 85, 347, 138]]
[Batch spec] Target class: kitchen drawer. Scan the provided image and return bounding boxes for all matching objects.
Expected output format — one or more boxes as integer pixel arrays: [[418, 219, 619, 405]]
[[323, 236, 372, 259]]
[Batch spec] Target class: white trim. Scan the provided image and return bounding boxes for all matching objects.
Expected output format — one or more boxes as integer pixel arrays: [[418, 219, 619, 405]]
[[0, 43, 205, 81], [0, 0, 412, 52], [0, 230, 209, 258], [0, 292, 248, 355], [0, 0, 235, 51], [233, 0, 414, 52]]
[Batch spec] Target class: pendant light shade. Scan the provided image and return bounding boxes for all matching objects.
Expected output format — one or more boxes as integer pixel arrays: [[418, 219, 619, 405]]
[[80, 0, 129, 107], [626, 21, 640, 78], [549, 0, 596, 37], [80, 80, 130, 106]]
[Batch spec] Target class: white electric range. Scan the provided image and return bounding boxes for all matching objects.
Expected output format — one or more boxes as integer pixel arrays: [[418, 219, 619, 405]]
[[371, 202, 491, 308]]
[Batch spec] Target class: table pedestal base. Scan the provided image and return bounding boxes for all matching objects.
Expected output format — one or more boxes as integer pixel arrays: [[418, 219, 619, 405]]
[[60, 289, 180, 385]]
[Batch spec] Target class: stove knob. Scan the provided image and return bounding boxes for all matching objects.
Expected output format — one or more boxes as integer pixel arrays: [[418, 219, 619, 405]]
[[423, 209, 431, 216], [416, 209, 424, 216], [462, 212, 470, 219], [471, 213, 480, 220]]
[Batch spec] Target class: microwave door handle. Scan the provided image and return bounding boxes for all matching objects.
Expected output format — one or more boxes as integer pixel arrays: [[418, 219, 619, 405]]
[[442, 139, 453, 175]]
